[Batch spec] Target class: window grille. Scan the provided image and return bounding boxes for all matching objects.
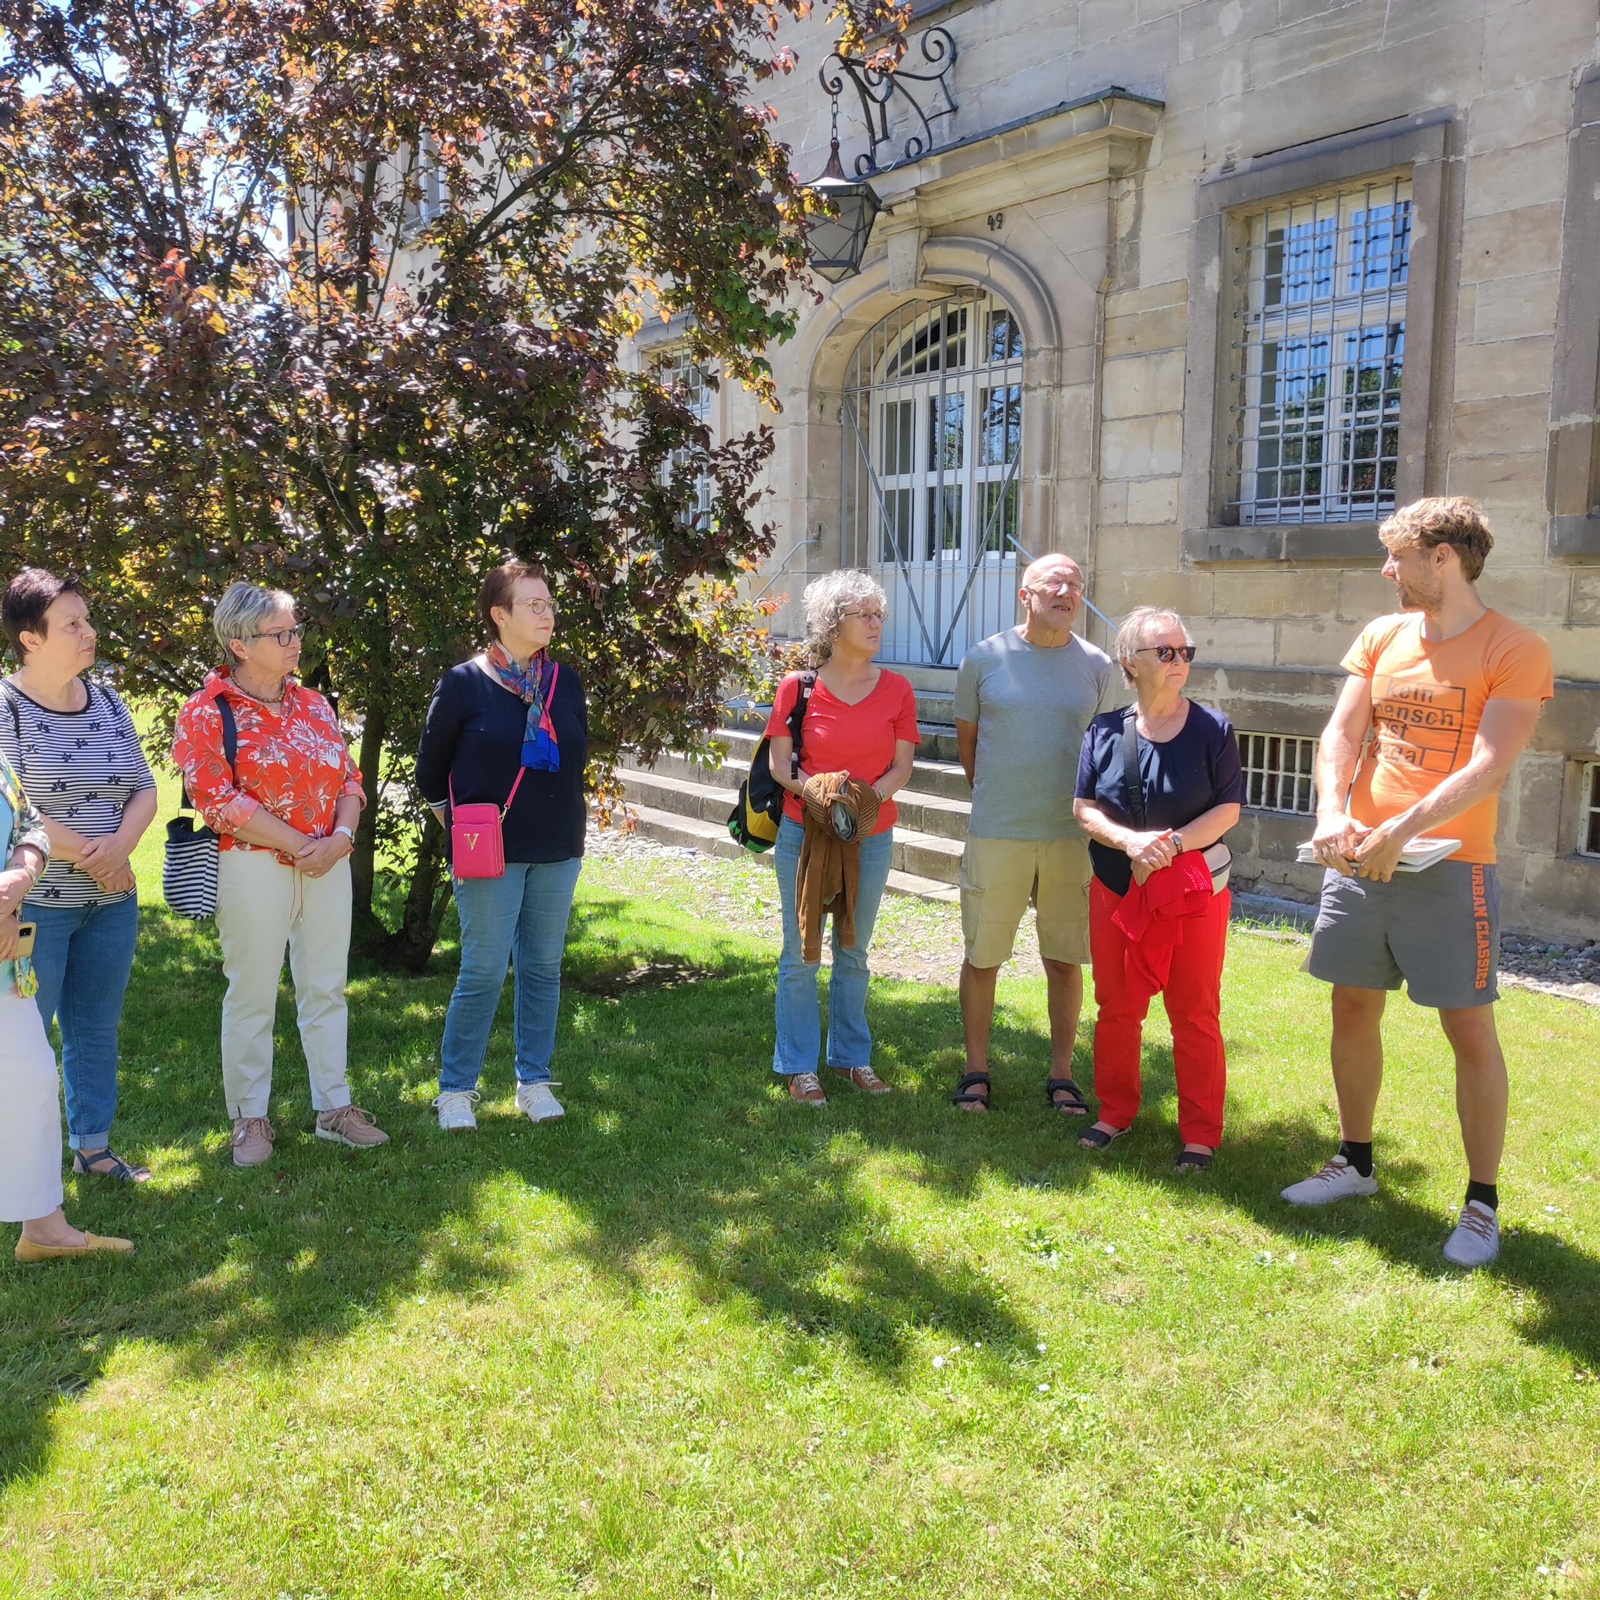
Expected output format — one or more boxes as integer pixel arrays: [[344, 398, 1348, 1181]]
[[1238, 731, 1318, 814], [841, 290, 1025, 665], [1582, 762, 1600, 858], [1234, 177, 1410, 525], [650, 346, 713, 529]]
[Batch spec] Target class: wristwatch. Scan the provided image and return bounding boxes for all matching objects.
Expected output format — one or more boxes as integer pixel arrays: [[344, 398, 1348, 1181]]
[[333, 824, 356, 845]]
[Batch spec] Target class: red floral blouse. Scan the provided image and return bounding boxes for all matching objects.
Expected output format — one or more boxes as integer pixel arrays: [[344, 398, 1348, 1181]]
[[171, 668, 365, 863]]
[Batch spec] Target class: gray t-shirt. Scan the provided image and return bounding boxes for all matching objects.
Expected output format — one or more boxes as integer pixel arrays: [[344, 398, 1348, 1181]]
[[954, 628, 1119, 840]]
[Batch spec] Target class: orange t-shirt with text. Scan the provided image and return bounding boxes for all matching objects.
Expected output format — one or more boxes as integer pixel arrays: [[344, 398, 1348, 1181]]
[[1343, 609, 1553, 864]]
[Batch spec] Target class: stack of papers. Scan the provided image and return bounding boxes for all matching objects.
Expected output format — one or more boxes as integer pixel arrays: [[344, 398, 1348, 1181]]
[[1297, 837, 1460, 872]]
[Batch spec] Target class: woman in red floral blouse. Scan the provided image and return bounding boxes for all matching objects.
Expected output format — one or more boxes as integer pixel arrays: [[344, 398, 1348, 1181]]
[[172, 582, 390, 1167]]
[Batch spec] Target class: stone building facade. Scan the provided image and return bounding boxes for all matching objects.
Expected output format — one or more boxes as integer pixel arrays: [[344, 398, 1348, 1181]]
[[635, 0, 1600, 938]]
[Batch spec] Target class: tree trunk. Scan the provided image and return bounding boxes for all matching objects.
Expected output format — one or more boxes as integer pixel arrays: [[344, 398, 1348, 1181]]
[[394, 814, 449, 972]]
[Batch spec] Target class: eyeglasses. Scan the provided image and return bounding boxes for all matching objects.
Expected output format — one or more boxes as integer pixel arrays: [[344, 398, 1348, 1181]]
[[250, 624, 306, 646], [844, 608, 886, 623], [513, 598, 559, 618], [1136, 645, 1197, 664]]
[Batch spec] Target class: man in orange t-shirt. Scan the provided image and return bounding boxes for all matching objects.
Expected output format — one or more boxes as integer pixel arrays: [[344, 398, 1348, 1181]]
[[1281, 498, 1553, 1270]]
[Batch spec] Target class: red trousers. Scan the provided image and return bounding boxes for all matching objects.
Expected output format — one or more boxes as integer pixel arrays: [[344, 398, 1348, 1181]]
[[1088, 876, 1229, 1147]]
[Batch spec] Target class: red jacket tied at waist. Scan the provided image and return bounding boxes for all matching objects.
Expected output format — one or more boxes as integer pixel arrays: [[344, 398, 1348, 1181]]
[[1110, 851, 1215, 1001]]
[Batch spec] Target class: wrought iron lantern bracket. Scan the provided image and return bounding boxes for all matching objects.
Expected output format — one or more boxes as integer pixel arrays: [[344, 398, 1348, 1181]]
[[819, 25, 958, 177]]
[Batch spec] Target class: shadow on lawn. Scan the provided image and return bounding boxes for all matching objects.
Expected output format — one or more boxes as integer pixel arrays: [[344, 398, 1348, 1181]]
[[3, 890, 1597, 1493]]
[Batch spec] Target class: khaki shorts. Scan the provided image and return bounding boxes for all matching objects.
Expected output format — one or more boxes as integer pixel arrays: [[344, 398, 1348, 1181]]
[[959, 835, 1092, 969]]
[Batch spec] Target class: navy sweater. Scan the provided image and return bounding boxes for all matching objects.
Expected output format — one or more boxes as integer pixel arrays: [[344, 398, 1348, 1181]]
[[415, 659, 588, 865]]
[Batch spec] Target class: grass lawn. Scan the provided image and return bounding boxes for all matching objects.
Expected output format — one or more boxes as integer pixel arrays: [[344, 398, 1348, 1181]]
[[2, 772, 1599, 1599]]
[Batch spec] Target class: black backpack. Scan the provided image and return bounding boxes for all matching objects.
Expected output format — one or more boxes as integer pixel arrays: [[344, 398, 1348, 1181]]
[[726, 671, 815, 852]]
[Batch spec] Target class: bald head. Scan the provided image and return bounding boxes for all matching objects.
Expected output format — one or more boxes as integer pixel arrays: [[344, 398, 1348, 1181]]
[[1017, 553, 1085, 645], [1022, 553, 1083, 591]]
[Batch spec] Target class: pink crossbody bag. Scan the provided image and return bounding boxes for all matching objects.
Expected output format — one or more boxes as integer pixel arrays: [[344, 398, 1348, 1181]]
[[449, 767, 526, 880]]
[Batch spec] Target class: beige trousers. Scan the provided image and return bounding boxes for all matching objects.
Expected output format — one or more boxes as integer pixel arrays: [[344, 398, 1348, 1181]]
[[215, 849, 354, 1120], [0, 986, 65, 1223]]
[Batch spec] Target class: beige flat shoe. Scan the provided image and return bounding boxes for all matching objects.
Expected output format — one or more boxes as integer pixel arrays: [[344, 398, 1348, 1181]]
[[15, 1232, 135, 1263]]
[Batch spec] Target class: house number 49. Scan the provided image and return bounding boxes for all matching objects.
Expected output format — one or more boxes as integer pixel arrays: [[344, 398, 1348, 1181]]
[[986, 212, 1004, 231]]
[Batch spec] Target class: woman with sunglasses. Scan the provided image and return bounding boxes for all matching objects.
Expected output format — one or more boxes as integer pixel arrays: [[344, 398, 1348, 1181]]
[[173, 582, 389, 1167], [1072, 606, 1241, 1171], [416, 559, 588, 1132]]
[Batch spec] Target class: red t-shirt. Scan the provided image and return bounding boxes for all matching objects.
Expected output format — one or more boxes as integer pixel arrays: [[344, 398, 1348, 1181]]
[[764, 669, 920, 834]]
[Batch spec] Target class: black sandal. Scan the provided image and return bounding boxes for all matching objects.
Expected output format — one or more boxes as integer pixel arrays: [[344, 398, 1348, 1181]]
[[72, 1147, 151, 1183], [951, 1071, 991, 1110], [1045, 1077, 1089, 1116], [1078, 1123, 1129, 1151], [1175, 1148, 1214, 1173]]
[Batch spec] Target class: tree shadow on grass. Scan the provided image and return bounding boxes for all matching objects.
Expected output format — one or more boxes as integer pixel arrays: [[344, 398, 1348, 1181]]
[[0, 893, 1043, 1491]]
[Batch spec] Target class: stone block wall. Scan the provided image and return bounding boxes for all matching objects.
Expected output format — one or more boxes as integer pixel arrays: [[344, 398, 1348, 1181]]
[[695, 0, 1600, 935]]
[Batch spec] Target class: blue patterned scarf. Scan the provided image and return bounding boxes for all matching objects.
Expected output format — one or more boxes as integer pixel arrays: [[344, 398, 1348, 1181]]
[[485, 643, 560, 771]]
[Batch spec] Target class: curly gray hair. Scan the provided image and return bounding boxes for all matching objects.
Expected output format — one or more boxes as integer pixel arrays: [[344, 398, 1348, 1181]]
[[213, 581, 296, 665], [801, 569, 886, 666], [1112, 605, 1193, 685]]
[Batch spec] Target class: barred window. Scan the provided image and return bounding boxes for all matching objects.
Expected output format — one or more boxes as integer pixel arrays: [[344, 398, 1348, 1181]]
[[1238, 732, 1319, 814], [1582, 763, 1600, 857], [650, 347, 713, 529], [1235, 177, 1410, 526]]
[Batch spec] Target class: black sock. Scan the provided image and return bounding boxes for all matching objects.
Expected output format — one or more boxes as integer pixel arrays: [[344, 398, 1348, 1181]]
[[1339, 1139, 1374, 1178], [1465, 1179, 1499, 1212]]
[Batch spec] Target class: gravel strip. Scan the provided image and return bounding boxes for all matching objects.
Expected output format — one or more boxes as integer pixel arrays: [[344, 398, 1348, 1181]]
[[584, 823, 1599, 1008]]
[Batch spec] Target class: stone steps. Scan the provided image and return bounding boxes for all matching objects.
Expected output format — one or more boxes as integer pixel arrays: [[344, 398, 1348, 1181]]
[[610, 801, 960, 904], [611, 709, 975, 902]]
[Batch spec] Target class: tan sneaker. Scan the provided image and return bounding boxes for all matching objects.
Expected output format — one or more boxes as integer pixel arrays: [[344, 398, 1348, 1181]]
[[316, 1104, 390, 1149], [788, 1072, 827, 1105], [232, 1116, 276, 1168], [832, 1065, 890, 1094]]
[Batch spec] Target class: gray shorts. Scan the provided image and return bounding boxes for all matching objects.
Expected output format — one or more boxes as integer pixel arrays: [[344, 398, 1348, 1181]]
[[1306, 862, 1500, 1009]]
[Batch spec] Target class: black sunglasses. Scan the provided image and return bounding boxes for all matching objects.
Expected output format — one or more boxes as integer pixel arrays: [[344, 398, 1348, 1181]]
[[1136, 645, 1197, 664]]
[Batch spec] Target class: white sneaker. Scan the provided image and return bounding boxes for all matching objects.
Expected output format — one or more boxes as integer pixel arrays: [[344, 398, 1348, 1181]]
[[1442, 1200, 1500, 1268], [434, 1090, 480, 1131], [515, 1081, 564, 1123], [1280, 1153, 1379, 1206]]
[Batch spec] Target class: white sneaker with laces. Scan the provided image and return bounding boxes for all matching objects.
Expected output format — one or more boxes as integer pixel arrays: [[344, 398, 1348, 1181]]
[[434, 1090, 481, 1131], [1280, 1153, 1379, 1206], [1442, 1200, 1500, 1268], [515, 1081, 564, 1123]]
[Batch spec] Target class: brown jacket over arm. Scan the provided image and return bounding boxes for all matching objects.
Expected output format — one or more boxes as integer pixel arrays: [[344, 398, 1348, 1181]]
[[796, 772, 881, 962]]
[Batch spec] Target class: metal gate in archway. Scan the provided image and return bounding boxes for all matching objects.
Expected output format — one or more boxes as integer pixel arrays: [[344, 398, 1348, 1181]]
[[841, 289, 1025, 666]]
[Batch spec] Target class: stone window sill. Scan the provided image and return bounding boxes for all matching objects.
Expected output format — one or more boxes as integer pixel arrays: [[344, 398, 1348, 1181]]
[[1549, 515, 1600, 562], [1181, 523, 1385, 566]]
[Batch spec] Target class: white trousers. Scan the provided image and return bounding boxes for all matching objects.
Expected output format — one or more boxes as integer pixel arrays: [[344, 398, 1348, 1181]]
[[0, 986, 65, 1223], [215, 849, 354, 1120]]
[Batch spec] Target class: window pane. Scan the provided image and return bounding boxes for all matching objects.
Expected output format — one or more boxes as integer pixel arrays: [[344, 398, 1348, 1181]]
[[979, 384, 1021, 466], [1348, 200, 1411, 292], [987, 309, 1022, 362], [926, 484, 963, 557], [929, 392, 965, 471], [978, 480, 1017, 554], [878, 487, 913, 565], [881, 399, 915, 476]]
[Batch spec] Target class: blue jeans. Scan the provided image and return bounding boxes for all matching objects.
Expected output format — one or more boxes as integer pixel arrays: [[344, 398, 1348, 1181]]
[[26, 894, 140, 1150], [440, 858, 583, 1093], [772, 816, 893, 1075]]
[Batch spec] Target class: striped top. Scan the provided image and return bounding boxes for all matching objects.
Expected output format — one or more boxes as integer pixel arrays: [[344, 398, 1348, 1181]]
[[0, 677, 155, 908]]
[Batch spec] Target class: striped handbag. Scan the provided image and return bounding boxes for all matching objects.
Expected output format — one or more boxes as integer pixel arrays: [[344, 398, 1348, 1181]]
[[163, 696, 239, 920]]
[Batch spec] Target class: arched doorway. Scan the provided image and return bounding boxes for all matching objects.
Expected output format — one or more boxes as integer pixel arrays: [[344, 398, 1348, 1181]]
[[841, 289, 1024, 666]]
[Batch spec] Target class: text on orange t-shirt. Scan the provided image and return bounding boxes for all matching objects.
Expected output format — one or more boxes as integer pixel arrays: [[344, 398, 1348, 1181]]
[[764, 669, 920, 834], [1342, 608, 1553, 864]]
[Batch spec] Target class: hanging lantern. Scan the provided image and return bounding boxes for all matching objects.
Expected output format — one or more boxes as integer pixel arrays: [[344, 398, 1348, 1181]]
[[803, 135, 882, 284]]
